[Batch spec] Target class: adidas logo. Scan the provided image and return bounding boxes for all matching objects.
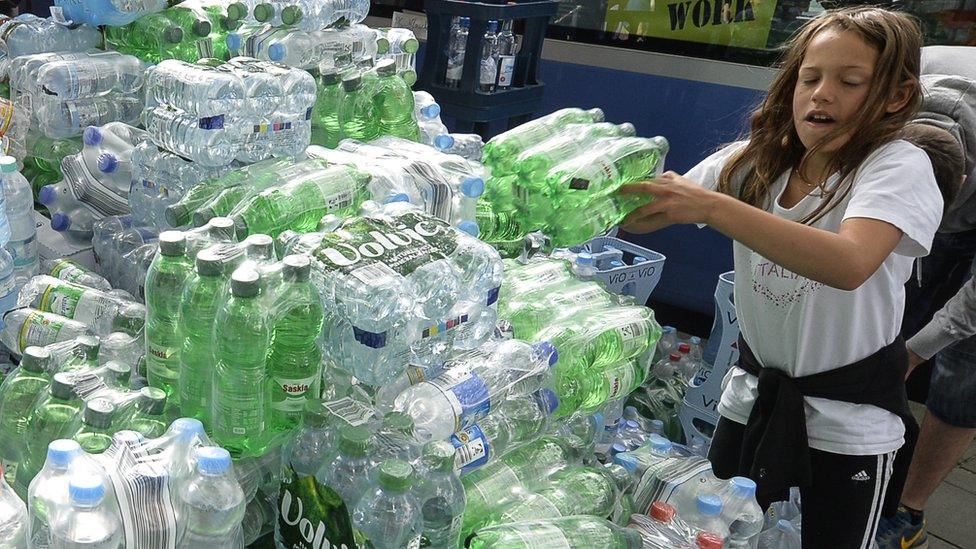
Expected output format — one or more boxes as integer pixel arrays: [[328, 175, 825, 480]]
[[852, 470, 871, 482]]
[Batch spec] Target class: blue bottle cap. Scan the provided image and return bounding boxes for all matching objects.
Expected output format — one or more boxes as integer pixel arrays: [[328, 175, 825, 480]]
[[0, 156, 16, 173], [69, 475, 105, 506], [434, 133, 453, 150], [460, 16, 470, 27], [647, 433, 671, 454], [777, 519, 795, 532], [613, 452, 638, 472], [195, 446, 231, 475], [46, 439, 81, 469], [624, 405, 638, 417], [38, 185, 57, 205], [536, 388, 559, 414], [634, 255, 648, 263], [268, 42, 285, 62], [625, 419, 640, 430], [97, 153, 119, 173], [575, 252, 594, 266], [610, 442, 628, 455], [459, 177, 485, 198], [50, 213, 71, 232], [663, 325, 676, 333], [385, 192, 410, 204], [487, 20, 498, 32], [731, 476, 757, 498], [82, 126, 102, 147], [532, 340, 558, 367], [591, 411, 604, 429], [458, 220, 480, 237], [226, 32, 242, 52], [696, 493, 723, 516], [690, 336, 701, 345], [169, 418, 206, 440], [649, 419, 664, 431], [424, 104, 443, 121], [609, 260, 624, 268]]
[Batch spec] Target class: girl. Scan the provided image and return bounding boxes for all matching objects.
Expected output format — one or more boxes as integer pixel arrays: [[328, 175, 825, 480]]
[[620, 7, 942, 548]]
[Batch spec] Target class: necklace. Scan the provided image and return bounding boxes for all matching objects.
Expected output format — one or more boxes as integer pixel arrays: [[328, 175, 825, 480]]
[[792, 167, 821, 189]]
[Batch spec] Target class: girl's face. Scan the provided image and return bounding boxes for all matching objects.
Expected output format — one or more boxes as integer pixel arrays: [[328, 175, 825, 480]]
[[792, 29, 877, 156]]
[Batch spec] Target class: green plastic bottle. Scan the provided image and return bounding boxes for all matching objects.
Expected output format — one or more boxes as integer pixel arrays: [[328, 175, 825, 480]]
[[267, 255, 324, 434], [467, 516, 643, 549], [338, 73, 379, 142], [60, 336, 100, 374], [200, 5, 242, 61], [229, 165, 369, 239], [0, 347, 52, 466], [543, 136, 669, 196], [177, 249, 227, 424], [17, 373, 83, 489], [514, 122, 636, 184], [311, 70, 342, 149], [213, 268, 270, 456], [71, 398, 116, 455], [372, 59, 419, 142], [125, 387, 169, 439], [482, 108, 605, 175], [107, 13, 185, 63], [145, 231, 194, 402], [503, 280, 615, 339], [544, 192, 652, 248]]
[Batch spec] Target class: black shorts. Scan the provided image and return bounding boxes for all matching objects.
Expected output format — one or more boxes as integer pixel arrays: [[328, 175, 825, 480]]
[[708, 417, 896, 549]]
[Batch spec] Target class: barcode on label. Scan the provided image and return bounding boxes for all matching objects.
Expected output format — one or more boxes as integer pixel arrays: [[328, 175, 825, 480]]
[[403, 161, 454, 220], [454, 436, 487, 468], [97, 441, 178, 549], [350, 262, 398, 285], [324, 397, 375, 427]]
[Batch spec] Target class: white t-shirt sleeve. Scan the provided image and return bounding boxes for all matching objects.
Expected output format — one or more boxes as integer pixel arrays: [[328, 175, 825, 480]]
[[843, 140, 943, 257], [682, 141, 749, 191]]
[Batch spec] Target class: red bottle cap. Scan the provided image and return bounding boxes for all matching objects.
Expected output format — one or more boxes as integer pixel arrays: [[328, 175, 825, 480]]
[[669, 352, 682, 361], [678, 343, 691, 353], [650, 501, 676, 523], [696, 532, 724, 549]]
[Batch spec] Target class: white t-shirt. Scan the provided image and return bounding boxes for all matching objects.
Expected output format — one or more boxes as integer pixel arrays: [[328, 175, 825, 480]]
[[684, 139, 943, 455]]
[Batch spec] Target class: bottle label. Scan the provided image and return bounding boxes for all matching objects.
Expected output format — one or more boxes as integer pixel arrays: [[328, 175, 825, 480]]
[[479, 58, 497, 86], [617, 320, 650, 358], [568, 157, 621, 191], [277, 466, 358, 549], [401, 161, 454, 221], [497, 55, 516, 87], [215, 399, 265, 437], [65, 100, 110, 130], [511, 522, 570, 548], [446, 63, 463, 81], [38, 283, 113, 326], [427, 365, 491, 431], [272, 372, 320, 413], [7, 234, 37, 269], [407, 535, 421, 549], [604, 362, 637, 400], [18, 311, 65, 351], [450, 423, 490, 471], [0, 98, 13, 137], [50, 260, 87, 283], [0, 271, 14, 302], [323, 396, 375, 427]]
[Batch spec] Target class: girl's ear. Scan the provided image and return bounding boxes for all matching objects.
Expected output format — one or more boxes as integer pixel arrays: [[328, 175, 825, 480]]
[[885, 79, 915, 114]]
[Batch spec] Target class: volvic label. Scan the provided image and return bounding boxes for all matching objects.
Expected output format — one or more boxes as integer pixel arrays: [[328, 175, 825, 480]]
[[277, 466, 358, 549]]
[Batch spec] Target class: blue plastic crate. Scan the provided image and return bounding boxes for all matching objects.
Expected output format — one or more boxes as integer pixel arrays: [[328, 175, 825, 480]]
[[571, 236, 666, 305]]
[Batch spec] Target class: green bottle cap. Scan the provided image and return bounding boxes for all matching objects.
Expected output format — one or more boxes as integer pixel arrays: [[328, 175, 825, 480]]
[[195, 248, 223, 277], [377, 459, 413, 492], [0, 156, 17, 173], [84, 398, 116, 429], [245, 234, 274, 260], [164, 26, 184, 44], [76, 335, 100, 361], [282, 255, 311, 283], [192, 208, 215, 228], [422, 441, 457, 473], [401, 70, 417, 87], [165, 204, 189, 228], [280, 5, 302, 26], [21, 346, 51, 373], [104, 361, 131, 386], [338, 425, 372, 457], [233, 217, 249, 241], [253, 3, 274, 22], [319, 70, 340, 87], [226, 2, 248, 21], [138, 387, 168, 415], [402, 37, 419, 54], [51, 373, 78, 400], [159, 231, 187, 256], [375, 59, 396, 77], [382, 412, 414, 437], [208, 217, 237, 242], [192, 19, 212, 38], [219, 16, 240, 32], [341, 73, 362, 92], [231, 268, 261, 298], [375, 37, 390, 55]]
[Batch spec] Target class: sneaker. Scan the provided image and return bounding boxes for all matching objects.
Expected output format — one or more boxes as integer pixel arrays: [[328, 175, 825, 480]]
[[875, 505, 928, 549]]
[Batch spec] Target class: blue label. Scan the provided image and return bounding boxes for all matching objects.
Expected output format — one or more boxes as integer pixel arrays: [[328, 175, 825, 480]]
[[450, 423, 490, 472], [452, 369, 490, 426], [352, 326, 388, 348], [199, 115, 225, 130]]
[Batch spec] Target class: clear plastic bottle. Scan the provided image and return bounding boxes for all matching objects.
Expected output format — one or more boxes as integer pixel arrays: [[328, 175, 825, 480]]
[[144, 60, 246, 119], [445, 17, 469, 88], [757, 519, 801, 549], [572, 252, 598, 279], [0, 461, 27, 548], [495, 20, 516, 89], [687, 493, 729, 540], [142, 105, 241, 167], [478, 21, 499, 93], [49, 473, 122, 549], [352, 459, 423, 549], [1, 157, 38, 288], [178, 447, 246, 548], [318, 424, 374, 511], [416, 441, 465, 548], [35, 54, 145, 100], [35, 95, 142, 140]]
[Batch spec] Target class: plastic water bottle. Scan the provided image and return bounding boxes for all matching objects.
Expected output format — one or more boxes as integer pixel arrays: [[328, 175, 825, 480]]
[[35, 55, 145, 100], [0, 17, 101, 70], [338, 72, 379, 141], [352, 459, 423, 549], [722, 477, 764, 548], [319, 425, 375, 511], [52, 0, 168, 27], [26, 439, 81, 549], [144, 60, 246, 118], [445, 17, 469, 88], [757, 519, 801, 549], [35, 95, 143, 139], [311, 69, 342, 148], [142, 105, 241, 168], [478, 21, 500, 93], [417, 441, 465, 548], [49, 473, 122, 549], [395, 340, 557, 440], [145, 232, 194, 401], [686, 493, 729, 540], [495, 21, 516, 91], [213, 268, 270, 456], [373, 59, 419, 141], [178, 447, 246, 548], [42, 260, 111, 292], [176, 250, 225, 424], [435, 133, 484, 162], [0, 463, 27, 548]]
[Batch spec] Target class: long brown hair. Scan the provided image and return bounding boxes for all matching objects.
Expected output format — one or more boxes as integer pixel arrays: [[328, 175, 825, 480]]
[[716, 7, 923, 224]]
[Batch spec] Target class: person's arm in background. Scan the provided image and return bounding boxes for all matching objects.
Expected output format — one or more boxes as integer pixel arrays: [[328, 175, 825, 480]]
[[907, 257, 976, 374]]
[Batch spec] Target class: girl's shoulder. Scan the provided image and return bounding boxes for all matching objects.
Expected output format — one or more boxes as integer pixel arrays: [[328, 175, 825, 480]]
[[849, 138, 935, 191]]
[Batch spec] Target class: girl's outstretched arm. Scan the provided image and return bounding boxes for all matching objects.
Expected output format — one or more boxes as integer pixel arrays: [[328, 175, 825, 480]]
[[620, 172, 902, 291]]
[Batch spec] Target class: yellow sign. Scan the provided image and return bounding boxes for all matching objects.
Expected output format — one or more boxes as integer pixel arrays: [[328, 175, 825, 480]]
[[604, 0, 779, 50]]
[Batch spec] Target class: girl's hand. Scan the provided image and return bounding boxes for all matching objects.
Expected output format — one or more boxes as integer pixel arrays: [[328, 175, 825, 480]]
[[618, 171, 722, 234]]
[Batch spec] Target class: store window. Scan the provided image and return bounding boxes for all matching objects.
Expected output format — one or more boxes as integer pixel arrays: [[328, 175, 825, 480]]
[[371, 0, 976, 67]]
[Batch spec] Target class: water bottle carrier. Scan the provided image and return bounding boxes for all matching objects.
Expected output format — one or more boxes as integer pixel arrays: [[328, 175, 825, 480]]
[[418, 0, 559, 134], [568, 236, 666, 306]]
